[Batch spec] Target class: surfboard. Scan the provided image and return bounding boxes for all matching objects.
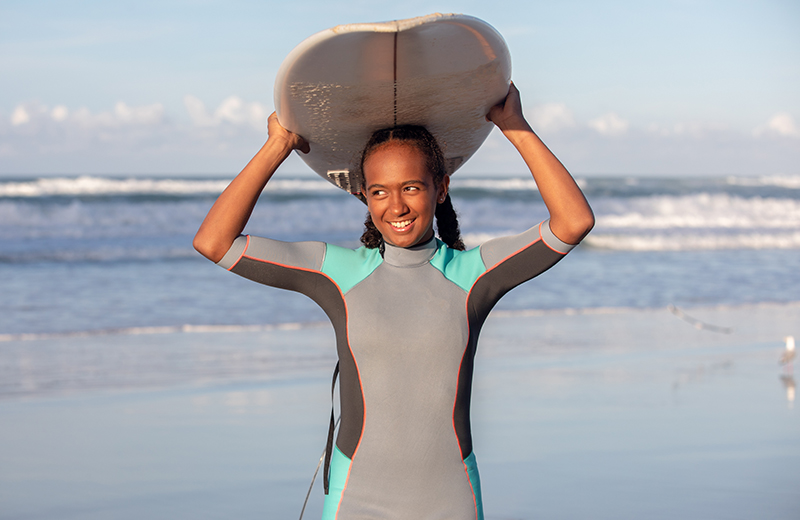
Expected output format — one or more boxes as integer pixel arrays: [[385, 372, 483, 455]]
[[274, 13, 511, 196]]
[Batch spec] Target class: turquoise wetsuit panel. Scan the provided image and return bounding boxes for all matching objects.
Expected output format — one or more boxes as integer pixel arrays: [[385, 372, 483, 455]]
[[321, 244, 383, 294], [429, 243, 486, 292], [322, 446, 352, 520], [464, 451, 484, 520]]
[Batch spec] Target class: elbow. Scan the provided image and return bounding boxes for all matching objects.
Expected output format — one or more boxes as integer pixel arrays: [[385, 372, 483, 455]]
[[577, 209, 595, 238], [193, 232, 228, 264], [551, 208, 595, 245], [570, 208, 595, 243]]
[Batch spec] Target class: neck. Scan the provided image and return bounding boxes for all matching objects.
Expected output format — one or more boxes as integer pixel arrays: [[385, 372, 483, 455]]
[[382, 235, 438, 267]]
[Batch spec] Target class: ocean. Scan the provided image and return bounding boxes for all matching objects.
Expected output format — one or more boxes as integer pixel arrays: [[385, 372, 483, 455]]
[[1, 173, 798, 520], [1, 173, 798, 340]]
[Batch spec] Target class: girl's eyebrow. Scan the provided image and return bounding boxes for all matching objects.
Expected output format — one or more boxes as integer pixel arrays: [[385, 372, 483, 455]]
[[366, 179, 427, 190]]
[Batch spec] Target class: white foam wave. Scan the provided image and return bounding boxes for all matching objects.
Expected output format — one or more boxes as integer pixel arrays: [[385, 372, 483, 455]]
[[0, 321, 329, 342], [452, 178, 540, 191], [0, 176, 337, 197], [461, 232, 501, 248], [265, 179, 339, 192], [0, 247, 197, 263], [586, 231, 800, 251], [596, 193, 800, 229], [0, 176, 229, 197], [725, 175, 800, 189]]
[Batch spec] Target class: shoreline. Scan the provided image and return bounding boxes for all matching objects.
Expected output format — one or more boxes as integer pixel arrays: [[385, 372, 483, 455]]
[[1, 301, 797, 402], [1, 302, 797, 519], [3, 298, 798, 342]]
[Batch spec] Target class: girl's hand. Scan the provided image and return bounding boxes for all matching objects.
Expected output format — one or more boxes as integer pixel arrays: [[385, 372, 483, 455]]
[[486, 82, 529, 133], [267, 112, 310, 154]]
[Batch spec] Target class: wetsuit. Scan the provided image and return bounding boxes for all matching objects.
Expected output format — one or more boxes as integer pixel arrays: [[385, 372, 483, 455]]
[[216, 220, 575, 520]]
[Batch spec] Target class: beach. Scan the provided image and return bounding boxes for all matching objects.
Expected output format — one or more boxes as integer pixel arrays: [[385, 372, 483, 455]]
[[1, 303, 798, 520], [1, 173, 799, 518]]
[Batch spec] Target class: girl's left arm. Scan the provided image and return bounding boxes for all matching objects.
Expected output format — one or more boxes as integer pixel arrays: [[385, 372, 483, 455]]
[[487, 83, 594, 244]]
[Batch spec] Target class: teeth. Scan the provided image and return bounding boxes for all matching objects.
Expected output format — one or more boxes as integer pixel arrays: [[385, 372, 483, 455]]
[[390, 219, 413, 228]]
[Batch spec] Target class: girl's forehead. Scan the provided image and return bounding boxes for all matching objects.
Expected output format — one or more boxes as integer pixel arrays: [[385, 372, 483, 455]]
[[363, 142, 432, 182], [366, 140, 425, 160]]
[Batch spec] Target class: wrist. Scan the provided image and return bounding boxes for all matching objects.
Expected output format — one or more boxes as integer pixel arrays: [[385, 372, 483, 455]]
[[497, 114, 532, 133], [502, 121, 536, 148], [264, 134, 295, 158]]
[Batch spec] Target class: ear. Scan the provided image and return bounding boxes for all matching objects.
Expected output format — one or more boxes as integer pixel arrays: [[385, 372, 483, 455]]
[[437, 175, 450, 204]]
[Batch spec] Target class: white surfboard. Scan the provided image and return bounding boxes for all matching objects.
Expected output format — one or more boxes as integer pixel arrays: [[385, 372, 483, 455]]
[[274, 13, 511, 196]]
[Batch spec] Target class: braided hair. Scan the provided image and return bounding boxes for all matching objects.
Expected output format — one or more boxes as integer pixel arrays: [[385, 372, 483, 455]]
[[359, 125, 465, 251]]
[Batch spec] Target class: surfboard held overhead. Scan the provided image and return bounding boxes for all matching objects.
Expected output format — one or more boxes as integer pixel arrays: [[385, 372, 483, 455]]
[[274, 13, 512, 195]]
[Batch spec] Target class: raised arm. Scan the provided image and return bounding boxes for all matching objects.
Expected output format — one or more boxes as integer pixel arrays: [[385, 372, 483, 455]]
[[193, 112, 309, 263], [486, 83, 594, 244]]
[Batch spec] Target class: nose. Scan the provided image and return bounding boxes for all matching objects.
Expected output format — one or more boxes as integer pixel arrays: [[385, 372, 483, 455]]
[[388, 192, 409, 216]]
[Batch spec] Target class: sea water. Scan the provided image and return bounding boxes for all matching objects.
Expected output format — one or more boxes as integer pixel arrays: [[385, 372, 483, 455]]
[[2, 173, 798, 342], [1, 174, 799, 519], [1, 173, 799, 394]]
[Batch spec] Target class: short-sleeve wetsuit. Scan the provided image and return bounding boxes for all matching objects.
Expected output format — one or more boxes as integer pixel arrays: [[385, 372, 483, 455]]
[[216, 220, 575, 520]]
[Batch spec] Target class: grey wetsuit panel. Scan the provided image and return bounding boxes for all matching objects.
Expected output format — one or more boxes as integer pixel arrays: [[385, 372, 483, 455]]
[[338, 260, 473, 518]]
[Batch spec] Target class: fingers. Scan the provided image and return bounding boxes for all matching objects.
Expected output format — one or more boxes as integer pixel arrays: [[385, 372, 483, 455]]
[[485, 81, 530, 132], [485, 82, 516, 124], [267, 112, 310, 153]]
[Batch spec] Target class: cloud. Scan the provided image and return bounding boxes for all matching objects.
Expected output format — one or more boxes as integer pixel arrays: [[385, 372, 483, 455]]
[[184, 95, 269, 131], [6, 100, 165, 130], [184, 95, 215, 127], [465, 105, 800, 176], [11, 106, 32, 126], [588, 113, 629, 136], [0, 97, 277, 174], [110, 101, 164, 126], [644, 121, 731, 139], [527, 103, 575, 133], [753, 113, 800, 138], [51, 105, 69, 122], [3, 98, 798, 176]]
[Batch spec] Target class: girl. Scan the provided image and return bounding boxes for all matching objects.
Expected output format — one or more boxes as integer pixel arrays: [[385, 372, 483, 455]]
[[194, 84, 593, 520]]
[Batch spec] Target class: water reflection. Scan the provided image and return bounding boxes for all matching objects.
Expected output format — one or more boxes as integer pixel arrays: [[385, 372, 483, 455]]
[[190, 389, 275, 414], [780, 375, 795, 409], [779, 336, 795, 367]]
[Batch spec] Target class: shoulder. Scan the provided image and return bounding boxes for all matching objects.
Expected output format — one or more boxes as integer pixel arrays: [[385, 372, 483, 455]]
[[217, 235, 327, 271], [321, 244, 384, 294], [430, 220, 578, 292], [429, 241, 485, 292], [479, 220, 575, 269]]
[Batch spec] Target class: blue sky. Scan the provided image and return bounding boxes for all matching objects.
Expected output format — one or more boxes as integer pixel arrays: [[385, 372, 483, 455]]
[[1, 0, 798, 177]]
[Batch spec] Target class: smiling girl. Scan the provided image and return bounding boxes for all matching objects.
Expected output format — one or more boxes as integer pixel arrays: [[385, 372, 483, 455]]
[[194, 84, 593, 520]]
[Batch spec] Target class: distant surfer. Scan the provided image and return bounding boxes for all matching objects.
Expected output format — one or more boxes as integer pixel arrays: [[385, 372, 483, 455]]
[[194, 83, 593, 519]]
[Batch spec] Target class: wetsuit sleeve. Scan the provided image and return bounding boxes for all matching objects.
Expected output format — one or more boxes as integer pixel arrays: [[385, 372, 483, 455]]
[[479, 219, 574, 270], [216, 235, 327, 294], [469, 219, 576, 313]]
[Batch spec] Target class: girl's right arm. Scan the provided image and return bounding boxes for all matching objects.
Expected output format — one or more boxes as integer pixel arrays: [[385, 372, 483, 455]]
[[193, 112, 309, 263]]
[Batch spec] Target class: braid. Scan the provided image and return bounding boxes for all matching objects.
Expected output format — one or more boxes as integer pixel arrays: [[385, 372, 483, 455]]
[[360, 212, 384, 251], [359, 125, 465, 251], [435, 193, 465, 251]]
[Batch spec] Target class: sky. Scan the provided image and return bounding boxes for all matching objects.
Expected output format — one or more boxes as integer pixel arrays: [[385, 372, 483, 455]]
[[1, 0, 798, 177]]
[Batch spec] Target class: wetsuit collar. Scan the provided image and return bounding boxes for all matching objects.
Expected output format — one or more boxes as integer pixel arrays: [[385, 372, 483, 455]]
[[382, 236, 438, 267]]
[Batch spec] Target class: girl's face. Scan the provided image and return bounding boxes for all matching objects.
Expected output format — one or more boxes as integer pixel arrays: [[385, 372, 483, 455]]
[[362, 141, 449, 249]]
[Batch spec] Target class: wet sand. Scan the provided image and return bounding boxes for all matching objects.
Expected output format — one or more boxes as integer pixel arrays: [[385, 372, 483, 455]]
[[1, 303, 798, 519]]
